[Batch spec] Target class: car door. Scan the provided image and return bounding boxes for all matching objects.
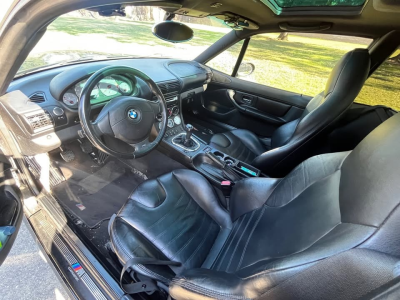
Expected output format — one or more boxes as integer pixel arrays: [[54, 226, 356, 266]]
[[186, 32, 371, 146], [190, 70, 311, 138], [0, 156, 23, 266]]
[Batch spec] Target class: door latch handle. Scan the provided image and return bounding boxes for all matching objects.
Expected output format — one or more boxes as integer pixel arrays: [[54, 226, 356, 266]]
[[242, 97, 252, 104]]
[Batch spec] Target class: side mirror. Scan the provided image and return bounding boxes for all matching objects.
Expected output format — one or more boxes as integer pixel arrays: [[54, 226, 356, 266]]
[[152, 21, 194, 43], [237, 62, 255, 77]]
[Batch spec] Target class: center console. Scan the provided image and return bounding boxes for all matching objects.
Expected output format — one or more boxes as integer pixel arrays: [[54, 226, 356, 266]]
[[192, 147, 262, 185], [154, 61, 264, 188]]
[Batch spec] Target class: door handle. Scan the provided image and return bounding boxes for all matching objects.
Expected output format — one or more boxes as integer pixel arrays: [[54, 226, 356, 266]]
[[242, 97, 252, 105]]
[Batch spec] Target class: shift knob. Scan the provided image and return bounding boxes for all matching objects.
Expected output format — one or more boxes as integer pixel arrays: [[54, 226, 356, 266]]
[[184, 124, 193, 144], [185, 124, 193, 133]]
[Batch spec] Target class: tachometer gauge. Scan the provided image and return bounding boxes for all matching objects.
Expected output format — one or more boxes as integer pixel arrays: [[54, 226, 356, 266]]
[[63, 92, 78, 106], [99, 76, 119, 96], [118, 82, 131, 95]]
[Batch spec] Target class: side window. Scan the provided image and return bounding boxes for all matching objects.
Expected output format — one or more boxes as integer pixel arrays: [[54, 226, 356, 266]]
[[223, 33, 370, 96], [206, 41, 243, 75], [355, 48, 400, 111]]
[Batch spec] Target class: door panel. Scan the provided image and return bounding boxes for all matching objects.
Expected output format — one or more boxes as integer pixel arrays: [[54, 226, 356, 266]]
[[0, 160, 23, 266], [185, 70, 312, 138]]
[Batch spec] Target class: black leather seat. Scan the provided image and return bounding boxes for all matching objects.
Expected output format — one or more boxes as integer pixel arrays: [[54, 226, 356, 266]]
[[209, 48, 371, 176], [109, 112, 400, 300]]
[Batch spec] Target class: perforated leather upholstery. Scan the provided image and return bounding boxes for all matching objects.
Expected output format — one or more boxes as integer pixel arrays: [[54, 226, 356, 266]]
[[109, 112, 400, 300]]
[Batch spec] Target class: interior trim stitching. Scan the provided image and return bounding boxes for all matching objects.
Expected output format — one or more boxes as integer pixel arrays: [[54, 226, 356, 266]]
[[184, 221, 215, 267], [144, 190, 185, 231], [357, 201, 400, 248], [170, 211, 208, 260], [148, 193, 194, 243], [265, 168, 343, 208], [211, 221, 240, 269], [236, 207, 266, 271], [172, 279, 250, 300], [157, 204, 200, 254], [215, 217, 246, 271], [225, 210, 256, 272]]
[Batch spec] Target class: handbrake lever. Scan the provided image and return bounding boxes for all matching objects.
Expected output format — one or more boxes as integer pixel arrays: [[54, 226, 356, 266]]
[[205, 152, 242, 182], [205, 152, 226, 168]]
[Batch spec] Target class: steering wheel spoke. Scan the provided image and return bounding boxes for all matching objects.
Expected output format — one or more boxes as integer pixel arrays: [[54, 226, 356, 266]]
[[149, 100, 162, 115], [129, 137, 153, 157]]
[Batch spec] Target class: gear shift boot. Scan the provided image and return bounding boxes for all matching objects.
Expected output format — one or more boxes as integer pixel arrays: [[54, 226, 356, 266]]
[[172, 124, 200, 151]]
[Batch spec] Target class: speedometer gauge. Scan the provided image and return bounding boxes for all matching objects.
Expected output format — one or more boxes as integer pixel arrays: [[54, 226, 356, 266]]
[[99, 76, 119, 96], [63, 92, 78, 106]]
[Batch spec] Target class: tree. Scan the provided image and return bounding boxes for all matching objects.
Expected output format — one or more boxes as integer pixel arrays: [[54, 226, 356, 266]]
[[277, 32, 289, 41]]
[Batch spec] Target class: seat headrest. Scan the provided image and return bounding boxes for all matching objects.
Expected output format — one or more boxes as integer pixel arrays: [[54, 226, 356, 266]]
[[324, 48, 370, 96]]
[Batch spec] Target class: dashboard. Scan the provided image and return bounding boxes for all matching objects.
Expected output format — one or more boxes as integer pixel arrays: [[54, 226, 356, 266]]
[[2, 58, 212, 156]]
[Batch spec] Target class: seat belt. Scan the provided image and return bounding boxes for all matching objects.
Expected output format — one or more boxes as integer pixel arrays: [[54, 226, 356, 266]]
[[120, 257, 181, 295]]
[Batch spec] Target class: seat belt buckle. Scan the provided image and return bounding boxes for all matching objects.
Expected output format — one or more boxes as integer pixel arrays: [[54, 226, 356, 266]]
[[221, 180, 234, 197]]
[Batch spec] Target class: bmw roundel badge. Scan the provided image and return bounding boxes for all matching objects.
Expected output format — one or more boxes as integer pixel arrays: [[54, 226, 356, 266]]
[[128, 109, 138, 120]]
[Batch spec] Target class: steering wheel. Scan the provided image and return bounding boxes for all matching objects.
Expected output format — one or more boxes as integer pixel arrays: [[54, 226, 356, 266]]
[[78, 66, 168, 159]]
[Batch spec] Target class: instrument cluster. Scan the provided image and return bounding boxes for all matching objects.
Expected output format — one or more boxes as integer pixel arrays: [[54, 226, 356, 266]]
[[62, 75, 136, 108]]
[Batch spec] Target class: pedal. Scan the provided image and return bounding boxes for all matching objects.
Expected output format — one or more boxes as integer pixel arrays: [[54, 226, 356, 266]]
[[78, 138, 93, 154], [60, 148, 75, 163], [98, 151, 109, 165], [88, 149, 108, 165]]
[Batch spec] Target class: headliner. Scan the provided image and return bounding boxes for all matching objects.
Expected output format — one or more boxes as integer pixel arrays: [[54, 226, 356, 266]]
[[162, 0, 400, 39]]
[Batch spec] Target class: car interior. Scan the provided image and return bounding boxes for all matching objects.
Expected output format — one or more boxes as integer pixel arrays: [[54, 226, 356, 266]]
[[1, 0, 400, 299]]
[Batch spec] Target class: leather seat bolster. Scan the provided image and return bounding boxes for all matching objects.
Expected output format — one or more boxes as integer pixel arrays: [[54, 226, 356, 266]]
[[170, 249, 398, 300], [229, 177, 280, 221], [128, 177, 166, 208], [111, 169, 230, 276], [109, 217, 176, 283], [169, 264, 312, 300], [209, 130, 266, 164], [172, 169, 232, 229], [229, 129, 266, 155], [324, 49, 370, 97]]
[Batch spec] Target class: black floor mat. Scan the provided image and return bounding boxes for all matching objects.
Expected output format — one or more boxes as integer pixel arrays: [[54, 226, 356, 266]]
[[119, 149, 186, 179], [51, 143, 186, 228], [51, 145, 144, 228]]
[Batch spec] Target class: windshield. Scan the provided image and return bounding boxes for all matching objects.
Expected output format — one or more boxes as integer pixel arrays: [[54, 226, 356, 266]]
[[17, 6, 230, 76]]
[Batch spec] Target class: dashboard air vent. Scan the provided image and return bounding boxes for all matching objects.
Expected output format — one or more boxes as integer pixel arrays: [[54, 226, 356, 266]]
[[157, 81, 180, 102], [25, 111, 54, 132], [29, 92, 46, 103], [157, 81, 180, 95]]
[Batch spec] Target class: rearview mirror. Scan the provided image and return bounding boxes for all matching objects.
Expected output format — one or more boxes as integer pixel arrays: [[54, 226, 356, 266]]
[[237, 62, 255, 77], [152, 21, 194, 43]]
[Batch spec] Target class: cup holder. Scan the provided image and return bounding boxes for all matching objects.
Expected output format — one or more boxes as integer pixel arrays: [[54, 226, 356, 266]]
[[224, 157, 235, 166], [214, 151, 225, 160]]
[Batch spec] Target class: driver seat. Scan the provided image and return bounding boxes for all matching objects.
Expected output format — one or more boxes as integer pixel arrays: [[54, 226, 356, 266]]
[[109, 113, 400, 299]]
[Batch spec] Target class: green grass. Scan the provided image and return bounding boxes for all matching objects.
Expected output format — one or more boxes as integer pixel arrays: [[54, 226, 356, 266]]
[[23, 16, 400, 110], [48, 17, 225, 47]]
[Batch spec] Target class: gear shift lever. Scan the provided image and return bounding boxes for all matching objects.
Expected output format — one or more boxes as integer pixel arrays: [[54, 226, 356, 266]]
[[183, 124, 194, 147]]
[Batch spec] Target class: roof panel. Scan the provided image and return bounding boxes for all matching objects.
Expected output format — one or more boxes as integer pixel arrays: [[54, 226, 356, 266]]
[[274, 0, 365, 8]]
